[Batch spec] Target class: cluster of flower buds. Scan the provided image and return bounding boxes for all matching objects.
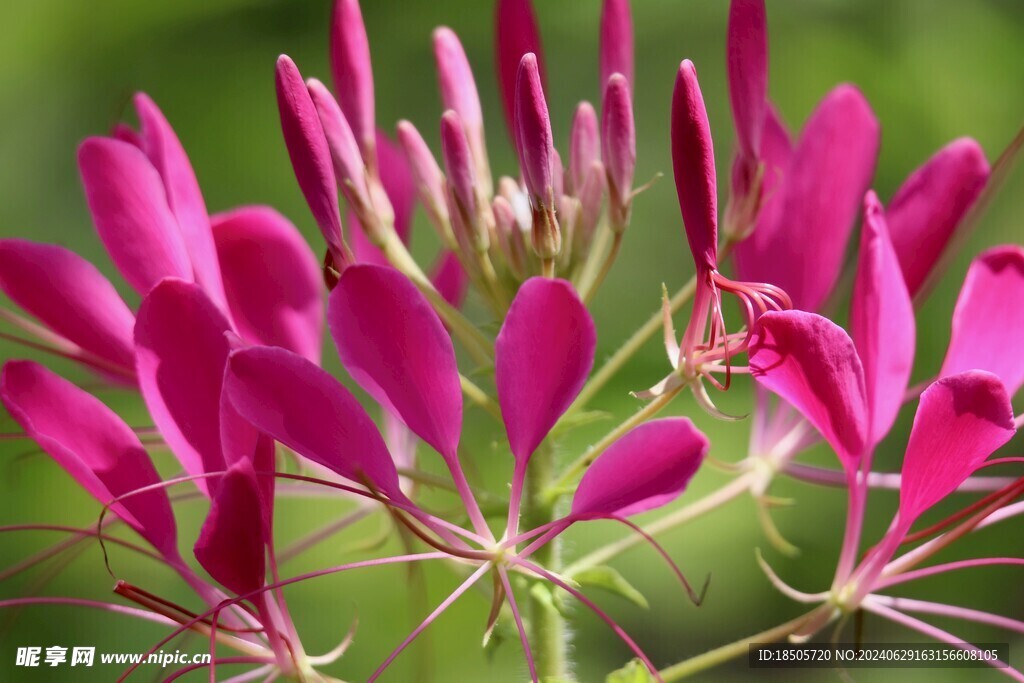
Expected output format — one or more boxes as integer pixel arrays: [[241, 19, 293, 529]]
[[0, 0, 1022, 680], [276, 0, 637, 312]]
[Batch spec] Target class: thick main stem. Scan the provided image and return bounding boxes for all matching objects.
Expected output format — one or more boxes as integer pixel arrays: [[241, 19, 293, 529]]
[[523, 443, 570, 680]]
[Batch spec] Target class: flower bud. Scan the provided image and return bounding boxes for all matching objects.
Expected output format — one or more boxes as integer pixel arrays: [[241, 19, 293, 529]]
[[602, 74, 635, 231], [330, 0, 376, 170], [514, 53, 560, 260], [671, 60, 718, 272], [274, 55, 350, 269], [307, 78, 370, 213], [569, 101, 599, 195], [396, 120, 452, 243], [496, 0, 546, 137], [600, 0, 634, 91], [433, 27, 492, 195], [441, 111, 488, 253], [493, 195, 527, 277], [577, 160, 606, 251]]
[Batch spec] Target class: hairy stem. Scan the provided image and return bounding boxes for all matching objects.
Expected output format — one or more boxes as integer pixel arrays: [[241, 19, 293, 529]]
[[524, 443, 570, 680], [550, 384, 685, 497], [659, 605, 832, 681]]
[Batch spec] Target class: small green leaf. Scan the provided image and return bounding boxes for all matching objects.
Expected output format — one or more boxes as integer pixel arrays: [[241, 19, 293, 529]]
[[571, 566, 650, 609], [606, 658, 657, 683]]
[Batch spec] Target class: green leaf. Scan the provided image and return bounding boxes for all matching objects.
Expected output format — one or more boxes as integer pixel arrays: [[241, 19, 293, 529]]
[[606, 658, 657, 683], [571, 566, 650, 609], [530, 582, 572, 618]]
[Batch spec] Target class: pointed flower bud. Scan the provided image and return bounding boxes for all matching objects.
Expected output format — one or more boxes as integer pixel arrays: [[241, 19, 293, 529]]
[[671, 60, 718, 272], [330, 0, 376, 169], [441, 111, 488, 253], [397, 120, 451, 241], [514, 53, 560, 260], [602, 74, 635, 231], [275, 55, 350, 269], [600, 0, 634, 90], [434, 27, 491, 194], [307, 78, 370, 212], [569, 101, 599, 194]]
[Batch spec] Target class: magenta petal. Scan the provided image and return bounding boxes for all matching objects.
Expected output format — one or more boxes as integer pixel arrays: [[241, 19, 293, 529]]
[[899, 371, 1015, 525], [275, 55, 346, 264], [328, 265, 462, 460], [599, 0, 633, 90], [571, 418, 707, 519], [211, 207, 324, 364], [78, 138, 193, 295], [194, 459, 266, 598], [430, 251, 469, 310], [727, 0, 768, 160], [749, 311, 868, 471], [496, 278, 596, 463], [496, 0, 546, 136], [1, 361, 178, 558], [0, 239, 136, 372], [133, 93, 227, 311], [733, 104, 793, 281], [671, 60, 719, 272], [330, 0, 376, 163], [734, 86, 879, 312], [941, 246, 1024, 396], [888, 138, 990, 297], [135, 280, 238, 495], [850, 192, 915, 447], [225, 345, 404, 500]]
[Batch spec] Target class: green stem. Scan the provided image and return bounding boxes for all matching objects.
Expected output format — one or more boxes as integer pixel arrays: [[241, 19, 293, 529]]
[[568, 238, 736, 416], [563, 473, 753, 576], [569, 278, 696, 414], [581, 232, 623, 305], [460, 374, 502, 421], [524, 443, 570, 680], [659, 605, 831, 681], [550, 384, 685, 498]]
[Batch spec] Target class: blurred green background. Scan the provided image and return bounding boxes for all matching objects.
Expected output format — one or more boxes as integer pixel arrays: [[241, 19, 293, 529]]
[[2, 0, 1024, 680]]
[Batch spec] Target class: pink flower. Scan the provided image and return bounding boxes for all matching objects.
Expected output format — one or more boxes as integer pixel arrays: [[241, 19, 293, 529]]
[[222, 265, 708, 680], [748, 244, 1023, 670], [639, 60, 790, 410], [0, 95, 323, 381]]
